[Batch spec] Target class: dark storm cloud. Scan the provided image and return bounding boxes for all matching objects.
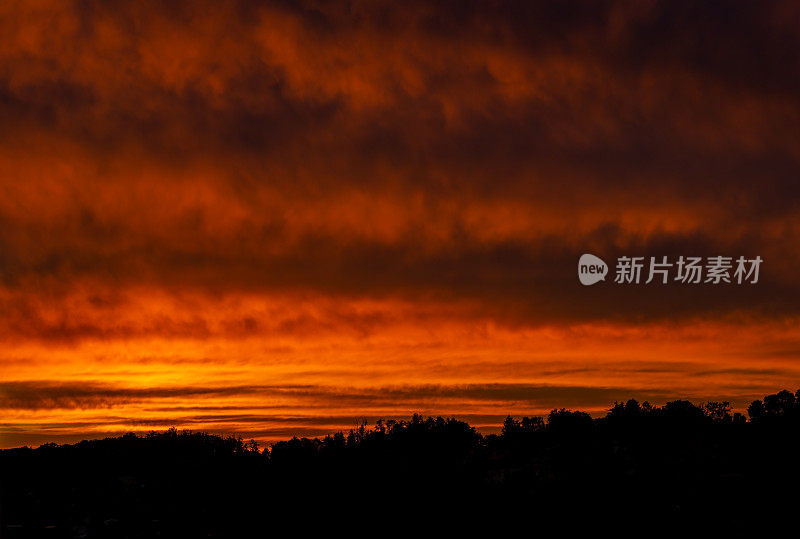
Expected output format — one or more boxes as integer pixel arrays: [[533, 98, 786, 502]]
[[0, 0, 798, 331], [0, 379, 766, 412]]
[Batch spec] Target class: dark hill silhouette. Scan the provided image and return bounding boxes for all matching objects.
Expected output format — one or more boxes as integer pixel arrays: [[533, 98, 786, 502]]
[[2, 389, 800, 536]]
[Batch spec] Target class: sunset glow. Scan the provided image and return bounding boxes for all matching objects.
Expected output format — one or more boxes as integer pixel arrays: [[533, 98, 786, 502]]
[[2, 0, 799, 448]]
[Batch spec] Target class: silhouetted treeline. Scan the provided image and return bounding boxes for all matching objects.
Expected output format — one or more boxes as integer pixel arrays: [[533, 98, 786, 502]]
[[3, 389, 800, 536]]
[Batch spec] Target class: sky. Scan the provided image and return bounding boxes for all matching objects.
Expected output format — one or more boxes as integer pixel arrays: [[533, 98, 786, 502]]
[[1, 0, 800, 447]]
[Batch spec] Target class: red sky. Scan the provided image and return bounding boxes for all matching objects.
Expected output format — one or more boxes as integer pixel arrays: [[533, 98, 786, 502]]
[[2, 0, 800, 447]]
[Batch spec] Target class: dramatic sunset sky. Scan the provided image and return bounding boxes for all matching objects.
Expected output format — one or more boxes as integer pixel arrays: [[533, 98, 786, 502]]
[[1, 0, 799, 447]]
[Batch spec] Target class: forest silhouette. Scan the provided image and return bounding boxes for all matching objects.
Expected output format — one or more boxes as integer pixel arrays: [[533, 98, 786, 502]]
[[3, 388, 800, 536]]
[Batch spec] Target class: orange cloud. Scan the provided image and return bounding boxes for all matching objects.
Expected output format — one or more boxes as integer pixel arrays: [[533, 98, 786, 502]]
[[1, 0, 799, 447]]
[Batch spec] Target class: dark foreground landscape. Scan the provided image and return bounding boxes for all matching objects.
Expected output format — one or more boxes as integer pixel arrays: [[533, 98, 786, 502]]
[[3, 388, 800, 536]]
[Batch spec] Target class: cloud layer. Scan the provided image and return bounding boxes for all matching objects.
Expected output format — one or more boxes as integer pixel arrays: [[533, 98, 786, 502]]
[[1, 0, 799, 446]]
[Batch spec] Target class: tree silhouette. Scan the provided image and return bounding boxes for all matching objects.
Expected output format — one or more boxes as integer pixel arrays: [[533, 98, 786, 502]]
[[3, 388, 800, 535], [748, 389, 800, 422], [703, 401, 732, 423]]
